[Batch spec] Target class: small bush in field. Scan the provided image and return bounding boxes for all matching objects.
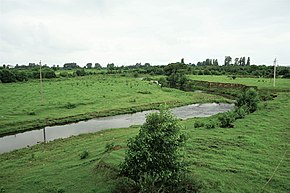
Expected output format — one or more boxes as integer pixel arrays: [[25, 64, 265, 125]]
[[205, 122, 216, 129], [236, 88, 259, 113], [218, 111, 235, 128], [79, 150, 89, 159], [234, 106, 248, 119], [194, 121, 204, 128]]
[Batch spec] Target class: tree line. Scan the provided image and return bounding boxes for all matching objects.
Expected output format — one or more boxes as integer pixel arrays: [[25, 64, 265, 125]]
[[1, 59, 289, 83]]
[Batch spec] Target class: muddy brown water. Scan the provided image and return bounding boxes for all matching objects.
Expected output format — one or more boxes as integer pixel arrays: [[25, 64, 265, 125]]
[[0, 103, 234, 154]]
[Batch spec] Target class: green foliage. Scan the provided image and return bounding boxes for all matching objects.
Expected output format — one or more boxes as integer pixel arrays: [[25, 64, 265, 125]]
[[0, 69, 16, 83], [133, 72, 139, 78], [137, 90, 151, 94], [234, 105, 248, 119], [218, 111, 235, 128], [104, 142, 115, 153], [194, 121, 204, 128], [75, 69, 86, 76], [113, 177, 139, 193], [79, 150, 89, 159], [15, 71, 28, 81], [120, 109, 187, 190], [205, 122, 216, 129], [43, 70, 57, 79], [167, 73, 188, 90], [64, 102, 76, 109], [0, 186, 5, 193], [59, 71, 69, 77], [236, 88, 259, 113]]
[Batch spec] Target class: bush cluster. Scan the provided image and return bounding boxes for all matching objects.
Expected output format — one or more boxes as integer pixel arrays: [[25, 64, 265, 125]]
[[218, 88, 259, 128], [119, 109, 200, 192]]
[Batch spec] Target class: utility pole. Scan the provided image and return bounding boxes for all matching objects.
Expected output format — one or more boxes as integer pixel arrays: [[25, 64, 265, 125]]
[[273, 58, 277, 87], [39, 60, 44, 103]]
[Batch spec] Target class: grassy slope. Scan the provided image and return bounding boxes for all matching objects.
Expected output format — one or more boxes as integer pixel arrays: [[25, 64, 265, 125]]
[[0, 92, 289, 193], [188, 75, 290, 90], [0, 75, 228, 135]]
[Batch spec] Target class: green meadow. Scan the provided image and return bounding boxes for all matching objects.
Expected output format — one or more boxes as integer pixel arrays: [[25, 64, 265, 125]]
[[0, 75, 229, 135], [0, 91, 289, 192], [189, 75, 290, 91]]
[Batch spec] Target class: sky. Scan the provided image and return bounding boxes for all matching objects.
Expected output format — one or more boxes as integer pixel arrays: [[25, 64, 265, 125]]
[[0, 0, 289, 67]]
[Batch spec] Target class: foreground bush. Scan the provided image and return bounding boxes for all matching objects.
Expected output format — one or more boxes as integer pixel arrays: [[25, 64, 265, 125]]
[[120, 109, 195, 191], [218, 111, 235, 128], [236, 88, 259, 113]]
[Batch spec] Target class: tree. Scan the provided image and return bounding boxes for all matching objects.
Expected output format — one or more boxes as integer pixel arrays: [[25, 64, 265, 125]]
[[0, 69, 16, 83], [94, 63, 102, 69], [43, 70, 57, 79], [86, 63, 92, 69], [164, 62, 187, 75], [64, 63, 78, 69], [107, 63, 115, 73], [120, 109, 186, 190], [246, 57, 250, 66], [75, 69, 86, 76], [224, 56, 232, 66], [144, 63, 151, 67], [242, 57, 246, 66], [181, 58, 184, 64], [234, 58, 239, 65]]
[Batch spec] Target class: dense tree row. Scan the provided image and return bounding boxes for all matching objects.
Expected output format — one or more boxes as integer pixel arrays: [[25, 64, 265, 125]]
[[1, 60, 289, 83]]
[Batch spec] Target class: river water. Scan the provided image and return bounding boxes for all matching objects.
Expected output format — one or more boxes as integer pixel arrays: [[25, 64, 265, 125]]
[[0, 103, 234, 154]]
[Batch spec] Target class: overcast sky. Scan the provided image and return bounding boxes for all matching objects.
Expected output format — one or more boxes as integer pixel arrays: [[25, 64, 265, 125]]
[[0, 0, 289, 67]]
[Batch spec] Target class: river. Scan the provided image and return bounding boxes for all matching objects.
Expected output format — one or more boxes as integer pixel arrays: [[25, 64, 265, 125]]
[[0, 103, 234, 154]]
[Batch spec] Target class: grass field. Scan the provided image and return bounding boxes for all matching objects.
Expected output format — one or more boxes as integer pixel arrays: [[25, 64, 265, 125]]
[[0, 75, 229, 135], [0, 91, 289, 192], [189, 75, 290, 91]]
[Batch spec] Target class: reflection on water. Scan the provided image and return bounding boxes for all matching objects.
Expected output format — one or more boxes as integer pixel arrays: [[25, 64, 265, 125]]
[[0, 103, 234, 154]]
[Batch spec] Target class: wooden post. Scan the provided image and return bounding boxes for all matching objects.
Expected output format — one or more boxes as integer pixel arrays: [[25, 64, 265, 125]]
[[39, 60, 44, 103], [273, 58, 276, 87]]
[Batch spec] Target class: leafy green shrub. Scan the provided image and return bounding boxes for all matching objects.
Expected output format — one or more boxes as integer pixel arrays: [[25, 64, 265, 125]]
[[104, 142, 115, 153], [0, 186, 6, 193], [194, 121, 204, 128], [113, 177, 139, 193], [79, 150, 89, 159], [218, 111, 235, 128], [75, 69, 86, 76], [60, 71, 68, 77], [234, 106, 248, 119], [137, 91, 152, 94], [15, 71, 28, 81], [0, 69, 16, 83], [120, 109, 187, 190], [64, 102, 76, 109], [205, 122, 216, 129], [133, 73, 139, 78], [236, 88, 259, 113], [27, 111, 36, 115], [43, 70, 56, 79]]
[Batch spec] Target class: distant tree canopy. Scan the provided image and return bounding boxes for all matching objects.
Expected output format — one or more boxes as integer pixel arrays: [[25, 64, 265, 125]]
[[144, 63, 151, 67], [107, 63, 115, 73], [94, 63, 102, 69], [225, 56, 250, 66], [64, 63, 78, 69], [1, 56, 289, 83], [0, 69, 16, 83], [86, 63, 92, 69], [197, 59, 218, 66], [164, 62, 188, 76], [224, 56, 232, 66]]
